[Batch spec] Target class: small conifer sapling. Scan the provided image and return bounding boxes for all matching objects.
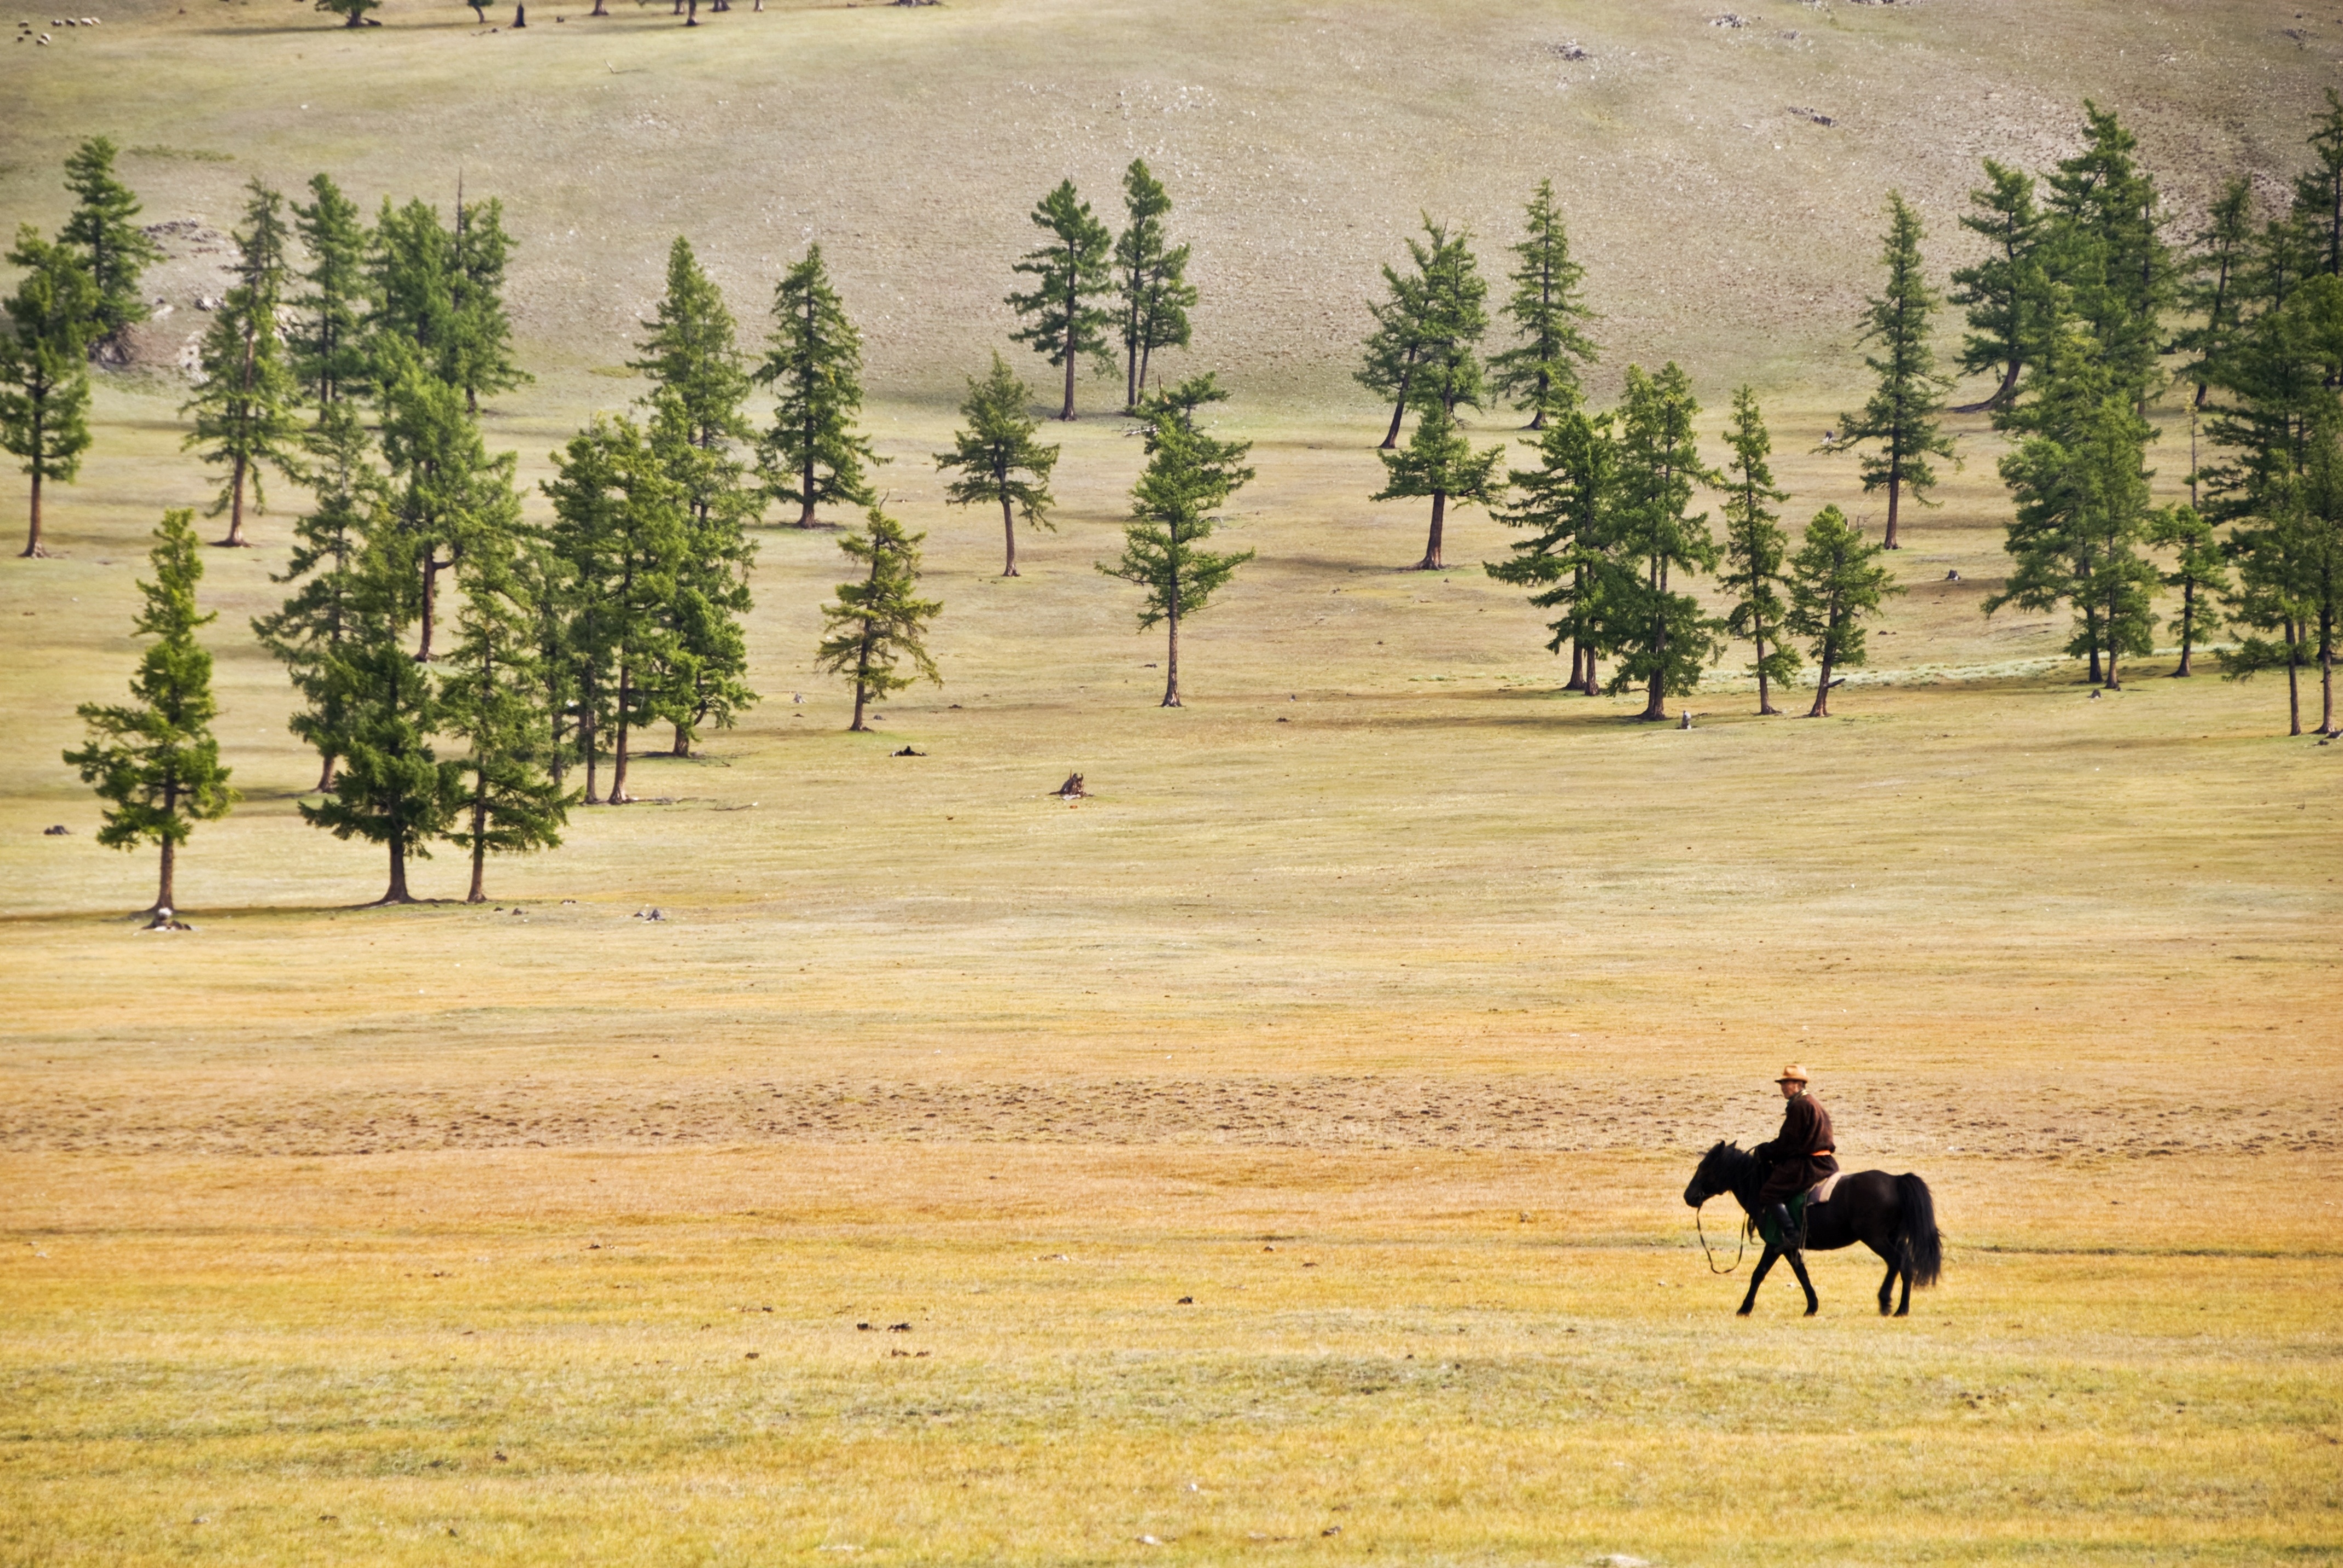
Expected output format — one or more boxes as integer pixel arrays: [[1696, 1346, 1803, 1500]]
[[1787, 505, 1902, 718], [936, 351, 1060, 577], [816, 505, 942, 732]]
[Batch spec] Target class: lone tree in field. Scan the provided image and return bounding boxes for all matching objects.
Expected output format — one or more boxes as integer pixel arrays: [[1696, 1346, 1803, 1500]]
[[1949, 161, 2049, 414], [1607, 363, 1723, 722], [60, 137, 164, 360], [183, 182, 302, 548], [440, 543, 570, 902], [936, 351, 1060, 576], [1, 226, 98, 558], [291, 174, 374, 411], [1114, 159, 1196, 411], [1488, 386, 1617, 697], [757, 243, 880, 526], [1718, 387, 1799, 715], [1835, 191, 1955, 550], [64, 509, 237, 923], [817, 505, 941, 732], [1490, 179, 1599, 429], [253, 400, 381, 791], [1008, 180, 1114, 420], [1374, 402, 1504, 572], [1100, 374, 1256, 707], [1787, 506, 1901, 717]]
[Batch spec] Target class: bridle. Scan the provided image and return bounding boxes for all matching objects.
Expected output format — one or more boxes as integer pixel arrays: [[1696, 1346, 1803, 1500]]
[[1692, 1176, 1746, 1274]]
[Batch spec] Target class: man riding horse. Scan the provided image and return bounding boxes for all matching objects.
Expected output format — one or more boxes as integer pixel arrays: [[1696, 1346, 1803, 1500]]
[[1750, 1064, 1836, 1250]]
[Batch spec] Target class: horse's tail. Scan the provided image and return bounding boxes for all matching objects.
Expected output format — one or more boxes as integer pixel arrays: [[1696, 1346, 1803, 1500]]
[[1896, 1173, 1942, 1288]]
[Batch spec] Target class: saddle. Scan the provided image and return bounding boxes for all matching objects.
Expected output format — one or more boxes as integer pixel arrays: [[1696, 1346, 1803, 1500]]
[[1804, 1170, 1845, 1207]]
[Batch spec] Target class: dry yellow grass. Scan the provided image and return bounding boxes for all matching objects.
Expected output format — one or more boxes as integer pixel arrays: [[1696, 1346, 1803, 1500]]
[[3, 1, 2341, 1562]]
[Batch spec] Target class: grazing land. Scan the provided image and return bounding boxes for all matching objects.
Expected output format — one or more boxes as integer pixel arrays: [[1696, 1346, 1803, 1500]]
[[2, 1, 2339, 1564]]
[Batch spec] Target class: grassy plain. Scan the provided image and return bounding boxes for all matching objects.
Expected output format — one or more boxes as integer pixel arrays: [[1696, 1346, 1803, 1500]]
[[3, 0, 2342, 1563]]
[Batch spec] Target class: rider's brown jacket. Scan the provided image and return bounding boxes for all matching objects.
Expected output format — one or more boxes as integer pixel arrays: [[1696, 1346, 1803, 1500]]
[[1753, 1091, 1839, 1204]]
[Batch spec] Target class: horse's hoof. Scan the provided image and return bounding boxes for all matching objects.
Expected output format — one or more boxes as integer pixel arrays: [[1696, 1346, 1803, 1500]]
[[1804, 1307, 1819, 1318], [1736, 1308, 1753, 1318]]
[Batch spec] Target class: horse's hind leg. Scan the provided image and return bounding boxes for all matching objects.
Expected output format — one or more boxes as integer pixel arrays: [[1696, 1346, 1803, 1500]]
[[1738, 1249, 1779, 1316], [1878, 1257, 1898, 1316], [1896, 1265, 1913, 1318], [1784, 1248, 1819, 1316]]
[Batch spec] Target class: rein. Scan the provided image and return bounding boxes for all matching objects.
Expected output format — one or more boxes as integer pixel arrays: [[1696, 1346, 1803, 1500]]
[[1694, 1194, 1745, 1274]]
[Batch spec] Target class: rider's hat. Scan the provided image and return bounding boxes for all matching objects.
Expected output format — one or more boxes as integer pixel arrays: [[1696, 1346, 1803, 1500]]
[[1775, 1063, 1810, 1084]]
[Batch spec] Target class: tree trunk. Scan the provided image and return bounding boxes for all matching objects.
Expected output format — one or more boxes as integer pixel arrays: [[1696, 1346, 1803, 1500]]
[[1060, 338, 1077, 420], [344, 5, 363, 22], [999, 493, 1019, 577], [21, 468, 44, 558], [315, 752, 337, 792], [2084, 602, 2103, 685], [1136, 340, 1155, 406], [610, 664, 633, 802], [1416, 489, 1446, 571], [1883, 471, 1901, 550], [466, 798, 488, 903], [672, 721, 690, 757], [380, 833, 415, 904], [1380, 394, 1407, 451], [1578, 646, 1599, 697], [1809, 648, 1836, 718], [1162, 597, 1181, 707], [221, 454, 249, 547], [2323, 636, 2336, 735], [798, 452, 816, 527], [1756, 635, 1780, 715], [155, 835, 177, 914], [2173, 582, 2196, 676], [589, 0, 606, 14], [684, 0, 697, 22], [2287, 647, 2301, 735], [1952, 358, 2022, 415], [417, 553, 441, 662], [581, 705, 600, 804], [1640, 571, 1669, 721]]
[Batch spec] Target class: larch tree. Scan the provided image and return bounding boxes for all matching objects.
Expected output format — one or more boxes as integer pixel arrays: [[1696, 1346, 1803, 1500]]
[[755, 243, 880, 526], [440, 540, 570, 903], [2042, 102, 2171, 406], [1785, 505, 1902, 718], [291, 173, 374, 410], [2294, 88, 2343, 278], [448, 194, 531, 414], [375, 342, 522, 663], [63, 509, 237, 923], [0, 225, 98, 558], [2144, 503, 2228, 678], [1603, 363, 1723, 721], [816, 505, 942, 732], [182, 181, 303, 548], [252, 400, 381, 791], [1835, 191, 1956, 550], [1489, 179, 1599, 429], [633, 238, 759, 753], [543, 415, 688, 802], [1374, 402, 1504, 572], [1114, 159, 1196, 411], [2226, 396, 2343, 734], [1007, 180, 1115, 420], [316, 0, 381, 25], [302, 619, 463, 904], [1357, 257, 1431, 451], [1373, 221, 1497, 569], [1988, 318, 2162, 689], [59, 137, 164, 360], [1487, 385, 1618, 696], [368, 198, 459, 379], [1718, 387, 1799, 715], [2172, 178, 2256, 411], [936, 350, 1060, 577], [1948, 160, 2049, 414], [1099, 374, 1256, 707]]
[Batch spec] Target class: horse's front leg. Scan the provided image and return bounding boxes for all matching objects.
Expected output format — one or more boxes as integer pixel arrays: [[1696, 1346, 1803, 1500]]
[[1784, 1247, 1819, 1316], [1738, 1247, 1779, 1316]]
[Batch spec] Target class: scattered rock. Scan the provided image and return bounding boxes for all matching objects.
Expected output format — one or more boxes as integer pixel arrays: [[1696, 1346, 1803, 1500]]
[[1711, 11, 1751, 25], [1789, 105, 1837, 126], [1944, 568, 1961, 581], [42, 824, 69, 835], [1051, 771, 1087, 799], [195, 295, 220, 311], [1176, 1295, 1193, 1304], [633, 907, 664, 921], [886, 1321, 911, 1331], [1590, 1557, 1652, 1568], [891, 745, 925, 757], [1550, 39, 1590, 59]]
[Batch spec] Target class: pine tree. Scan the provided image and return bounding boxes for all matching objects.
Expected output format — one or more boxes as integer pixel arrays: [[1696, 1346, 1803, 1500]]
[[291, 174, 373, 410], [1357, 255, 1431, 451], [2172, 178, 2256, 409], [2043, 102, 2171, 404], [633, 238, 759, 753], [2226, 402, 2343, 733], [448, 193, 531, 413], [816, 505, 942, 731], [368, 198, 459, 384], [755, 243, 880, 527], [316, 0, 381, 25], [1374, 223, 1495, 570], [1099, 375, 1255, 707], [63, 509, 237, 922], [375, 344, 522, 663], [302, 620, 463, 904], [1373, 403, 1504, 572], [2291, 87, 2343, 278], [0, 226, 98, 558], [59, 137, 164, 359], [2145, 503, 2229, 677], [183, 182, 302, 548], [1988, 319, 2162, 689], [253, 400, 381, 791], [1948, 160, 2049, 413], [440, 539, 571, 902], [1007, 181, 1115, 421], [1785, 506, 1902, 717], [1113, 159, 1196, 410], [1489, 180, 1599, 429], [1605, 363, 1723, 721], [1835, 191, 1956, 550], [1718, 387, 1799, 714], [1487, 385, 1617, 695], [542, 415, 689, 802], [936, 351, 1060, 577]]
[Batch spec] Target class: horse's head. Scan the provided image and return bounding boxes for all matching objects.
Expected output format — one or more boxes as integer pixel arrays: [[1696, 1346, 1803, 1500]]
[[1684, 1141, 1741, 1207]]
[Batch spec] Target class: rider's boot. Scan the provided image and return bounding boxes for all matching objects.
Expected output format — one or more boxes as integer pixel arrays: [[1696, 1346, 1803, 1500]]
[[1765, 1201, 1799, 1250]]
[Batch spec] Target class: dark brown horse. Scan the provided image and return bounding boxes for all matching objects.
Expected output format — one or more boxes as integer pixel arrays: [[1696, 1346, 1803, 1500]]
[[1682, 1142, 1942, 1316]]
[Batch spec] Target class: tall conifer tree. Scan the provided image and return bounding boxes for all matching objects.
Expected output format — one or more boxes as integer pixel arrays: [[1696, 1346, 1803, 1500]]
[[1114, 160, 1196, 411], [183, 181, 302, 548], [1374, 403, 1504, 573], [253, 400, 380, 791], [64, 509, 237, 922], [2042, 103, 2171, 405], [1357, 254, 1431, 451], [1786, 506, 1902, 717], [1374, 223, 1496, 570], [1487, 385, 1616, 695], [448, 195, 531, 413], [0, 226, 97, 557], [2173, 179, 2256, 410], [756, 243, 880, 527], [1835, 191, 1955, 549], [1489, 180, 1599, 429], [817, 505, 942, 732], [59, 137, 163, 358], [1719, 387, 1799, 714], [1100, 375, 1256, 707], [440, 540, 570, 902], [936, 351, 1060, 577], [1949, 161, 2048, 413], [291, 174, 374, 410], [303, 623, 463, 904], [376, 342, 522, 662], [2145, 503, 2229, 678], [1605, 364, 1722, 721], [1008, 181, 1115, 420]]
